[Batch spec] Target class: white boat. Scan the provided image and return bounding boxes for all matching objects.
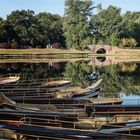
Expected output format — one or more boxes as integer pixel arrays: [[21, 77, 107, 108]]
[[0, 75, 20, 85]]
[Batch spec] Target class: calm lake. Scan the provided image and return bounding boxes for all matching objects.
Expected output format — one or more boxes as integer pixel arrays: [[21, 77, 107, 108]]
[[0, 57, 140, 105]]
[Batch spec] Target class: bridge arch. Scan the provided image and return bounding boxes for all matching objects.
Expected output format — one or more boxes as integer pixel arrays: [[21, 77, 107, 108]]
[[88, 45, 118, 54], [96, 48, 107, 54]]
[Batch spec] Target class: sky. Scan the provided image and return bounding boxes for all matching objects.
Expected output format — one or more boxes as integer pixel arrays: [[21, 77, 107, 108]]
[[0, 0, 140, 19]]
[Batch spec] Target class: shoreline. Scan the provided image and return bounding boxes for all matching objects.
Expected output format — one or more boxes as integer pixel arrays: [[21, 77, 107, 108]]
[[1, 48, 140, 57], [0, 48, 93, 55], [1, 56, 140, 64]]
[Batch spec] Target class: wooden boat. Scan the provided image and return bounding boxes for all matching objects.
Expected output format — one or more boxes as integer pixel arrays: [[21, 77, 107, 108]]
[[13, 98, 122, 120], [0, 92, 122, 111], [77, 114, 140, 130], [0, 94, 78, 121], [0, 85, 60, 99], [0, 80, 72, 99], [0, 93, 16, 106], [99, 120, 140, 136], [0, 108, 78, 121], [71, 88, 101, 99], [59, 79, 102, 98], [16, 97, 122, 105], [2, 90, 58, 98], [0, 93, 124, 121], [1, 80, 71, 89], [109, 114, 140, 124], [0, 79, 71, 90], [0, 94, 140, 129], [16, 98, 123, 114], [0, 101, 111, 130], [0, 80, 44, 89], [0, 119, 121, 139], [65, 88, 101, 99], [41, 80, 71, 89], [0, 116, 96, 131], [0, 79, 102, 100], [56, 79, 102, 99], [0, 122, 138, 140], [0, 118, 62, 128], [88, 98, 123, 105], [0, 87, 53, 93], [86, 79, 103, 90], [8, 88, 101, 104], [0, 75, 20, 85], [0, 87, 101, 100], [2, 80, 102, 102], [86, 104, 140, 118]]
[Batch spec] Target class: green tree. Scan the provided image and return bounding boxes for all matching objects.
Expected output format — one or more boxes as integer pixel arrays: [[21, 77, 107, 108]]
[[131, 12, 140, 47], [0, 17, 7, 42], [90, 6, 124, 45], [36, 12, 65, 47], [7, 10, 41, 47], [122, 12, 136, 37], [63, 0, 94, 49], [122, 12, 140, 46]]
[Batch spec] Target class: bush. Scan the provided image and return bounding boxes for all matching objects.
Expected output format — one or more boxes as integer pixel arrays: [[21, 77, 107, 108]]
[[10, 41, 19, 49], [129, 38, 138, 47], [52, 43, 62, 49], [0, 43, 9, 49], [119, 38, 137, 48]]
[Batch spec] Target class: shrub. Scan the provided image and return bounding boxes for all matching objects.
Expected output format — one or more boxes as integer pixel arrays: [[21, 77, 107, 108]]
[[119, 38, 137, 48], [52, 43, 62, 49], [0, 43, 9, 49], [10, 41, 19, 49], [129, 38, 138, 47]]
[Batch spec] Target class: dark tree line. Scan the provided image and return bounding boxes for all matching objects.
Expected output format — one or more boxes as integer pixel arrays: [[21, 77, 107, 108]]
[[0, 10, 64, 48], [0, 0, 140, 49]]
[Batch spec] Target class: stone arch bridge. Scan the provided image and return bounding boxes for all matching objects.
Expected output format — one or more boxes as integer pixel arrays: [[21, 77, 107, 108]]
[[88, 45, 118, 54]]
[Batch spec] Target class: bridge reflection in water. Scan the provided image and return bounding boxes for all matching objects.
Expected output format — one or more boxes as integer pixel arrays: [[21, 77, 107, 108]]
[[88, 57, 113, 67], [88, 56, 140, 67]]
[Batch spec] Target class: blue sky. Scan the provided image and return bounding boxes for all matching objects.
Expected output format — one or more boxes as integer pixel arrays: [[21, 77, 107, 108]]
[[0, 0, 140, 19]]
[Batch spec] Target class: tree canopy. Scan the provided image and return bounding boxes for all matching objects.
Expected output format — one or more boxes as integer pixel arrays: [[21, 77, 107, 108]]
[[0, 2, 140, 49], [90, 6, 124, 46], [6, 10, 41, 47], [0, 17, 7, 42], [0, 10, 64, 48], [36, 12, 65, 47], [63, 0, 94, 49]]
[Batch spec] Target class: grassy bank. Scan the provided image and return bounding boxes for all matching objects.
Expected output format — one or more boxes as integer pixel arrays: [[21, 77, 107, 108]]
[[0, 48, 93, 55], [1, 48, 140, 57]]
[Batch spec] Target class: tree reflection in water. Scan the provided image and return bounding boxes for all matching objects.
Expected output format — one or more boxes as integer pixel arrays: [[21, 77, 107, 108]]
[[0, 61, 140, 96], [64, 61, 97, 87]]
